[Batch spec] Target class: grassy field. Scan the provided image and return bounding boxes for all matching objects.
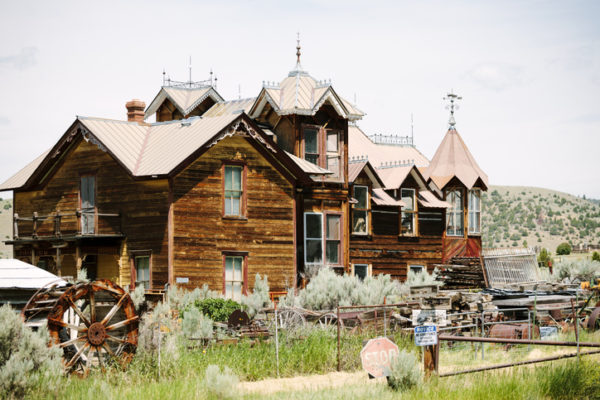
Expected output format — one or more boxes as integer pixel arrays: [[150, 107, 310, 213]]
[[22, 328, 600, 399]]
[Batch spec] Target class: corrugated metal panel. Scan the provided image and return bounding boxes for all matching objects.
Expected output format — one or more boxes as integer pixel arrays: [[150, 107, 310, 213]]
[[136, 114, 239, 176], [0, 149, 50, 190], [348, 161, 368, 183], [376, 166, 413, 189], [418, 190, 451, 208], [423, 128, 488, 190], [372, 188, 405, 207], [348, 125, 430, 170], [284, 151, 331, 175], [0, 259, 67, 289], [203, 98, 256, 117]]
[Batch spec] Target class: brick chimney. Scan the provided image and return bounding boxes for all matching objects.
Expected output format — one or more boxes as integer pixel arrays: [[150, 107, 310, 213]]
[[126, 99, 145, 123]]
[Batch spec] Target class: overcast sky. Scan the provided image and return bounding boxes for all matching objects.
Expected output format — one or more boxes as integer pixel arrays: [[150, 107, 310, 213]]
[[0, 0, 598, 198]]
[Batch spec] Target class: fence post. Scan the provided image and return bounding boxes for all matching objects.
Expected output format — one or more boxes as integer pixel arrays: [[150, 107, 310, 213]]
[[337, 306, 341, 372], [571, 298, 579, 362], [383, 296, 387, 338], [481, 311, 485, 360], [275, 302, 280, 378]]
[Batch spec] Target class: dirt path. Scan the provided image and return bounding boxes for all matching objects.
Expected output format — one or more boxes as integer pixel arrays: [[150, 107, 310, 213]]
[[239, 371, 384, 395]]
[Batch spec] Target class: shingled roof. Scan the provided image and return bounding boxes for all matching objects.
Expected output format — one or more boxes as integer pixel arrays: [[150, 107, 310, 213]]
[[422, 127, 488, 191]]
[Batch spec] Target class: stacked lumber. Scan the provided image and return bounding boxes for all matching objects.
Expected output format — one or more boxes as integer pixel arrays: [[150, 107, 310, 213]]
[[435, 257, 486, 289]]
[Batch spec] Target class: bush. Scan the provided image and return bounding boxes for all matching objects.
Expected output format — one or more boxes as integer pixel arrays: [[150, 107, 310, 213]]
[[182, 298, 241, 322], [555, 259, 600, 283], [129, 284, 146, 311], [556, 242, 572, 255], [538, 248, 553, 267], [167, 283, 219, 311], [205, 364, 239, 399], [0, 305, 63, 398], [387, 349, 422, 392], [181, 307, 213, 339], [592, 251, 600, 262], [241, 274, 272, 318]]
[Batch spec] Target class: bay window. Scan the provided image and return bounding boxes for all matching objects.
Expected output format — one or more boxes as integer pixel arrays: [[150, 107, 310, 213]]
[[400, 188, 416, 236], [468, 189, 481, 234], [446, 189, 464, 236], [352, 185, 369, 234]]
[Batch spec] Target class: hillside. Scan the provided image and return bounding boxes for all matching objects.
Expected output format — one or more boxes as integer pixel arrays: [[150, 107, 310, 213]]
[[0, 198, 12, 258], [482, 185, 600, 252]]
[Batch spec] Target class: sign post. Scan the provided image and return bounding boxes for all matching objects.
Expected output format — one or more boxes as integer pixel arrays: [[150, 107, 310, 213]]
[[414, 325, 439, 377], [360, 337, 399, 378]]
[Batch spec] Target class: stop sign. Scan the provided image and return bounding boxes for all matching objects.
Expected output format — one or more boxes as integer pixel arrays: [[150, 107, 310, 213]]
[[360, 337, 399, 378]]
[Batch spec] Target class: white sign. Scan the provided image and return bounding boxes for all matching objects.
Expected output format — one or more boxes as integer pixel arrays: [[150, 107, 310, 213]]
[[414, 325, 438, 346], [176, 277, 189, 284], [540, 326, 558, 339], [412, 309, 447, 326]]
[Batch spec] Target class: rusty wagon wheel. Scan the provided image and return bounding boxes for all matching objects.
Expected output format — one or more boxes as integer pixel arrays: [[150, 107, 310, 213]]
[[45, 279, 139, 375], [316, 313, 339, 329], [268, 308, 306, 333]]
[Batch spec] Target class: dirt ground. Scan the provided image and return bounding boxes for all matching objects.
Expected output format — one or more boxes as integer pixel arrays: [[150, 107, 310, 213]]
[[239, 371, 385, 395]]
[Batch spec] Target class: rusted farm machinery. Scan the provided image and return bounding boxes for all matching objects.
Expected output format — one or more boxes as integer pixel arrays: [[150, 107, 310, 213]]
[[21, 279, 139, 375]]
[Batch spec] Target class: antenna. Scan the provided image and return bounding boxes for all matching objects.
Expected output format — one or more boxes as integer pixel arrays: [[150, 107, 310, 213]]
[[162, 69, 166, 86], [238, 84, 241, 100], [411, 113, 414, 145], [443, 90, 462, 128]]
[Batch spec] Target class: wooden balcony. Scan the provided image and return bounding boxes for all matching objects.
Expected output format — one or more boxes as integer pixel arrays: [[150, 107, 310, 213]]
[[10, 210, 123, 243]]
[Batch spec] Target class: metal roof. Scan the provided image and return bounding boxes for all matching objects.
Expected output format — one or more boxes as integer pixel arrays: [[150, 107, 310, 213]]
[[372, 188, 405, 207], [348, 125, 430, 169], [418, 190, 451, 209], [0, 149, 49, 191], [284, 151, 332, 175], [144, 86, 225, 119], [0, 259, 67, 289], [422, 128, 488, 190], [203, 98, 256, 117]]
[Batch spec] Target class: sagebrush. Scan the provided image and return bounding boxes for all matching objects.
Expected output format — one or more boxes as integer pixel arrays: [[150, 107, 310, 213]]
[[387, 349, 422, 392]]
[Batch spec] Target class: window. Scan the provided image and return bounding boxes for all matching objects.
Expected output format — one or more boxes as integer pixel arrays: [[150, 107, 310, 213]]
[[352, 185, 369, 234], [400, 188, 417, 236], [468, 189, 481, 235], [135, 256, 150, 289], [303, 126, 341, 178], [224, 255, 245, 301], [80, 175, 95, 234], [304, 212, 343, 266], [353, 264, 371, 281], [409, 264, 424, 274], [446, 189, 464, 236], [224, 165, 244, 217]]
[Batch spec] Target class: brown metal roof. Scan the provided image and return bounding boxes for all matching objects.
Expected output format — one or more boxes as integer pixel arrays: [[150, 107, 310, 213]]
[[284, 151, 332, 175], [423, 128, 488, 190], [348, 125, 430, 169], [418, 190, 451, 208], [348, 161, 385, 189], [0, 149, 50, 191], [372, 188, 405, 207], [144, 86, 224, 119], [348, 161, 368, 183], [203, 98, 256, 117]]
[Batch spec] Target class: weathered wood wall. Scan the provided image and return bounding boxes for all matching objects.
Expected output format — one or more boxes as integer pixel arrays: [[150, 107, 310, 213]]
[[13, 137, 170, 288], [172, 135, 296, 293]]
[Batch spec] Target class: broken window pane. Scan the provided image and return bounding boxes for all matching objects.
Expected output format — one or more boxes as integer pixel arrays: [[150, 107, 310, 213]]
[[353, 210, 367, 234]]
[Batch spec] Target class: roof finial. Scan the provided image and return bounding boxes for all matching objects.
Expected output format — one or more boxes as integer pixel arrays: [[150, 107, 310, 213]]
[[443, 90, 462, 129], [162, 68, 166, 86], [296, 32, 301, 65]]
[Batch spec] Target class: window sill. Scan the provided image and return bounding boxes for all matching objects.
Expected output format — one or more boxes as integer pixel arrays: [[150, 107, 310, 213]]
[[398, 235, 419, 243], [222, 216, 248, 221], [351, 233, 372, 240]]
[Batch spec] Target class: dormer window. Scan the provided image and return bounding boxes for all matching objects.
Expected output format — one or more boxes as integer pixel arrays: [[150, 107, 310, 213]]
[[400, 188, 416, 236], [302, 126, 341, 178], [352, 185, 369, 234]]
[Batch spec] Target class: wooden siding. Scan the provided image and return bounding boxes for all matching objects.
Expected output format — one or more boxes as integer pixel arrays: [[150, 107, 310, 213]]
[[172, 135, 296, 293], [442, 236, 482, 262], [13, 138, 170, 288]]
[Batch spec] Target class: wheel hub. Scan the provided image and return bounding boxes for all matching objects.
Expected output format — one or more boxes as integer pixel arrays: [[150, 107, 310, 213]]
[[88, 322, 107, 346]]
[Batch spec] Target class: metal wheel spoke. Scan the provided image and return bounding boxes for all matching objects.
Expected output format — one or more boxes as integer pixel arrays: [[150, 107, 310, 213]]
[[59, 335, 87, 348], [89, 290, 96, 323], [106, 315, 139, 331], [66, 297, 91, 327], [66, 342, 90, 368], [101, 294, 127, 325], [48, 318, 88, 332]]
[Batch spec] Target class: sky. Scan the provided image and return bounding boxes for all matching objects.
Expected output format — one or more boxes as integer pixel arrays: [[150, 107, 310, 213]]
[[0, 0, 598, 198]]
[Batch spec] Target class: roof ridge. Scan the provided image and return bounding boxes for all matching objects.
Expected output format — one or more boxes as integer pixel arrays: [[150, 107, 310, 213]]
[[77, 116, 140, 125]]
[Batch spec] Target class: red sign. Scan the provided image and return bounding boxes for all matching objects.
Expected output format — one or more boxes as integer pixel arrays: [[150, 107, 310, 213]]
[[360, 337, 399, 378]]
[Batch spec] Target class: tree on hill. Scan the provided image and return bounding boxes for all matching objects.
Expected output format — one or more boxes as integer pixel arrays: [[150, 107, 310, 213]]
[[556, 242, 572, 255], [592, 252, 600, 262]]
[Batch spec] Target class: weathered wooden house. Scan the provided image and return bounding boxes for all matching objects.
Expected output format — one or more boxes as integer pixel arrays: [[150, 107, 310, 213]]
[[0, 43, 487, 296]]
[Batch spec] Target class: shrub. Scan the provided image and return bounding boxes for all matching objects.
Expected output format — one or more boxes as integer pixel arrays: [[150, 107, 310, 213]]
[[205, 364, 238, 399], [555, 260, 600, 283], [592, 251, 600, 262], [406, 268, 441, 286], [182, 298, 240, 322], [181, 307, 213, 339], [538, 248, 553, 267], [241, 274, 272, 318], [167, 283, 219, 311], [556, 242, 572, 255], [129, 284, 146, 311], [387, 349, 422, 392], [0, 304, 63, 398]]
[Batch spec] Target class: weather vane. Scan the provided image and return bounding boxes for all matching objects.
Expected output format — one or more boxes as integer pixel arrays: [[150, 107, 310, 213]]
[[443, 90, 462, 128]]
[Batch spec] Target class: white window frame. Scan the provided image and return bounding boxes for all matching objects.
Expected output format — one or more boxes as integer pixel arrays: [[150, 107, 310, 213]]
[[224, 165, 243, 217], [468, 188, 482, 235], [400, 188, 417, 236], [304, 212, 324, 266], [445, 189, 464, 236], [352, 185, 369, 235], [224, 255, 245, 302], [352, 263, 372, 281], [135, 255, 150, 289], [409, 264, 425, 274], [304, 212, 343, 267]]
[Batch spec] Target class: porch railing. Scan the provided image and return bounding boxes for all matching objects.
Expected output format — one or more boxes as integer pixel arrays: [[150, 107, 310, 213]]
[[13, 210, 122, 240]]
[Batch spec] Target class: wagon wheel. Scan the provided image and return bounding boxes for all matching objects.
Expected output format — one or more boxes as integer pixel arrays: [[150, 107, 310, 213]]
[[21, 279, 71, 328], [46, 279, 139, 376], [269, 308, 306, 333], [316, 313, 340, 329]]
